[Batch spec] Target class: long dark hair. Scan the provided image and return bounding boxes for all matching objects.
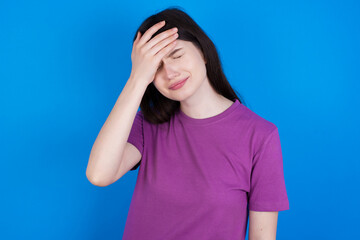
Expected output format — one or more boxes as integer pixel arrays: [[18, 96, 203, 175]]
[[132, 7, 246, 124]]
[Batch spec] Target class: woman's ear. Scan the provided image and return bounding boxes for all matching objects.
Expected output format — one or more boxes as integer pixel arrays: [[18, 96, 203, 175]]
[[202, 54, 207, 64], [201, 52, 207, 64]]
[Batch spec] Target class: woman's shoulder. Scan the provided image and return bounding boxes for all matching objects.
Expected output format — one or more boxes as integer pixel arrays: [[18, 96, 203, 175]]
[[235, 103, 278, 134]]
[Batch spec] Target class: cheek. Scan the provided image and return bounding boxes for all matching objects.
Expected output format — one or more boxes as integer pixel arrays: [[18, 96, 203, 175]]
[[183, 54, 194, 65], [152, 79, 162, 91], [152, 79, 169, 95], [185, 53, 204, 69]]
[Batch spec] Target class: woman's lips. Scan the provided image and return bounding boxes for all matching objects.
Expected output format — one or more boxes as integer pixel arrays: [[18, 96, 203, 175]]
[[169, 77, 189, 90]]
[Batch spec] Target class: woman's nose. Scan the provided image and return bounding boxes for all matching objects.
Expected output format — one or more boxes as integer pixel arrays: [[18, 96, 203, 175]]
[[163, 63, 180, 79]]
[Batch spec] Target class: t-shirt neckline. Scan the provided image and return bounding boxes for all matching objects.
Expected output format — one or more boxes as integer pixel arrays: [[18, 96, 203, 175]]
[[177, 98, 241, 125]]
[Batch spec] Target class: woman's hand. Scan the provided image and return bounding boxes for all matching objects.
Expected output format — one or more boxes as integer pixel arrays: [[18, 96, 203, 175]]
[[129, 21, 179, 86]]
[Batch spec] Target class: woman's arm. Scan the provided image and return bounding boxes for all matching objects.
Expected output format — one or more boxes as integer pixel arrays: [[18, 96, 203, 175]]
[[248, 211, 278, 240], [86, 21, 179, 186], [86, 78, 147, 186]]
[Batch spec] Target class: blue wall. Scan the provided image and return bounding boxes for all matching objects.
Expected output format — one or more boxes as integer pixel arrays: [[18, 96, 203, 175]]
[[1, 0, 359, 239]]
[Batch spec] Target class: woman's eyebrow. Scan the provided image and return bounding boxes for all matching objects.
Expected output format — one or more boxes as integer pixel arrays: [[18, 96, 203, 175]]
[[166, 48, 183, 58]]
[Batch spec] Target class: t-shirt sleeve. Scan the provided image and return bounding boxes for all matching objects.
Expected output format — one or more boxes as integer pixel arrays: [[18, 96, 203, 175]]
[[248, 127, 290, 211], [127, 110, 144, 171]]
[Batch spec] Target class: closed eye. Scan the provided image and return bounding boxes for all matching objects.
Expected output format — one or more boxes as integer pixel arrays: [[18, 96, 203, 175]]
[[158, 55, 183, 69]]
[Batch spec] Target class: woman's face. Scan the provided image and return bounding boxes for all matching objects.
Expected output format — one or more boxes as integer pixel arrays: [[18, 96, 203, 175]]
[[153, 40, 207, 101]]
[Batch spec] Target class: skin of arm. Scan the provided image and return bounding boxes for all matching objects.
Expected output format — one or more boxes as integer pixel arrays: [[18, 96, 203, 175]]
[[86, 78, 147, 186], [248, 211, 278, 240]]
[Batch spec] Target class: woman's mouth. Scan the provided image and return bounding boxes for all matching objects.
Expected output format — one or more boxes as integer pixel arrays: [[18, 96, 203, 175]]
[[169, 77, 189, 90]]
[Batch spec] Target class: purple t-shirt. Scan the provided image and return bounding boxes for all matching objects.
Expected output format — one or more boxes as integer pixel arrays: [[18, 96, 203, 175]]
[[122, 98, 289, 240]]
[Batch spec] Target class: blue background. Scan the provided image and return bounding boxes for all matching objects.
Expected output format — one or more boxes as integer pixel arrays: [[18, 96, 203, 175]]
[[1, 0, 359, 239]]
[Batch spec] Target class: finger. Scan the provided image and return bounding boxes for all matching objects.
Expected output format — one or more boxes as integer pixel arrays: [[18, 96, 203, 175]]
[[135, 31, 142, 44], [143, 28, 178, 53], [137, 20, 166, 47], [149, 32, 178, 56], [154, 40, 178, 62], [133, 31, 140, 46]]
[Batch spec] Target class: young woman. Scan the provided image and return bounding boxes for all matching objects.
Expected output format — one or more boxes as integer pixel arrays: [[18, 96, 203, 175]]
[[86, 7, 289, 240]]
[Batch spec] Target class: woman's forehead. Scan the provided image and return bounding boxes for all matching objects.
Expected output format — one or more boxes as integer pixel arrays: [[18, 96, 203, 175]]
[[172, 40, 196, 51], [164, 40, 200, 59]]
